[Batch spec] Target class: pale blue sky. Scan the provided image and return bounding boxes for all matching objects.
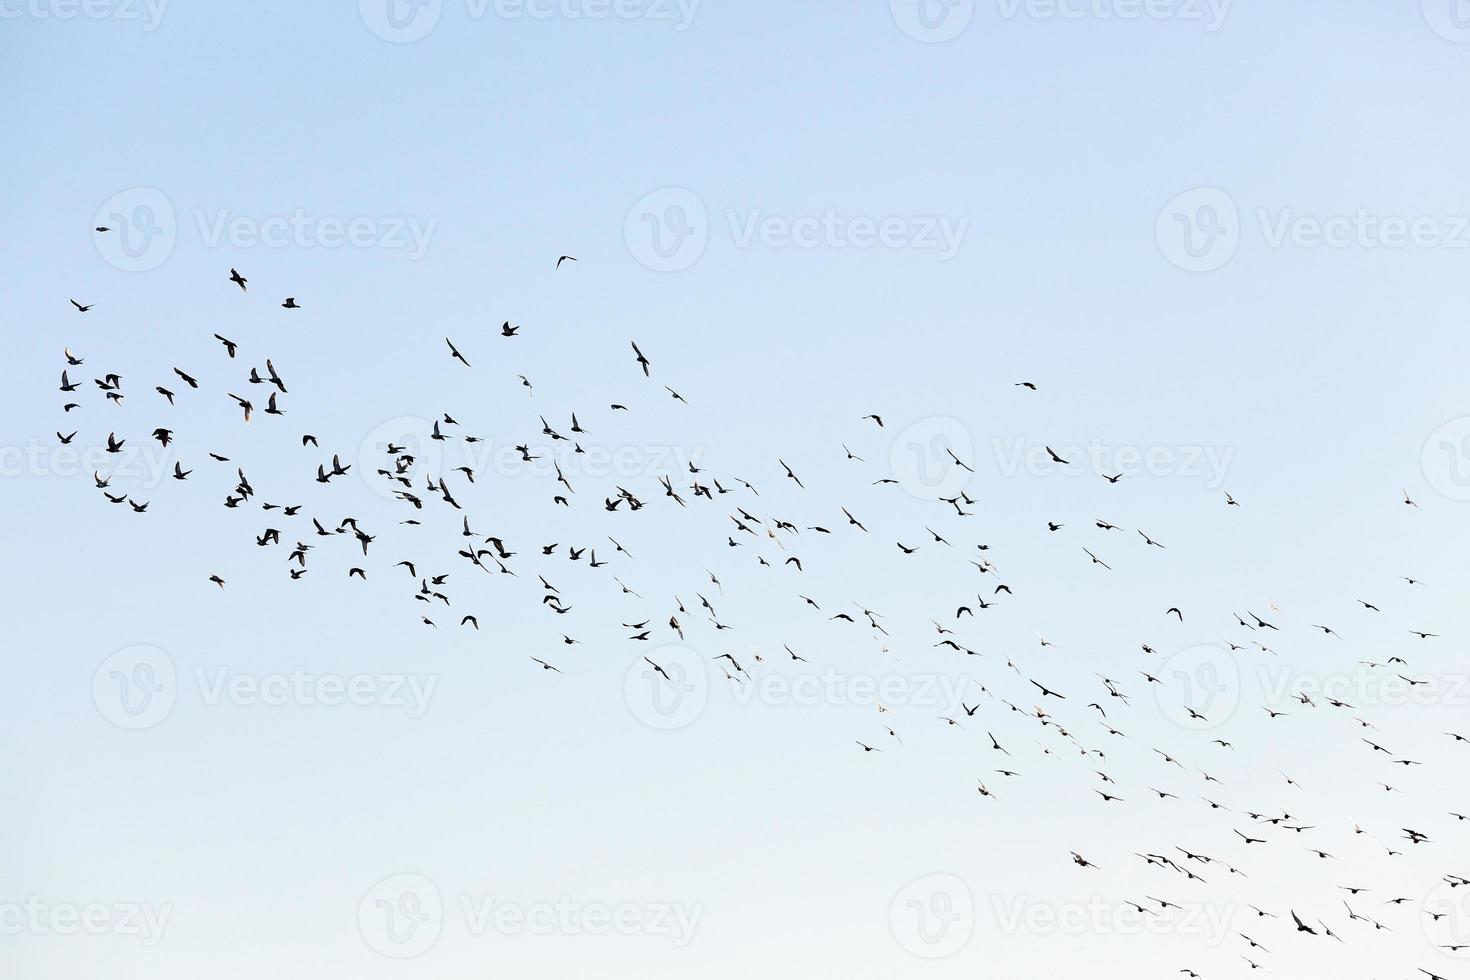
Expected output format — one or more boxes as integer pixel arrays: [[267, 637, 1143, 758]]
[[5, 3, 1470, 978]]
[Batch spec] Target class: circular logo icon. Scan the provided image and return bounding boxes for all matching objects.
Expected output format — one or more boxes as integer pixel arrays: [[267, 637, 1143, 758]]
[[93, 188, 176, 272], [890, 0, 975, 43], [1422, 416, 1470, 501], [93, 645, 177, 730], [359, 0, 442, 42], [624, 188, 707, 272], [357, 415, 448, 501], [1423, 0, 1470, 42], [1152, 643, 1240, 730], [623, 644, 709, 730], [358, 873, 443, 958], [889, 872, 974, 958], [889, 416, 975, 500], [1156, 187, 1239, 272], [1422, 877, 1470, 956]]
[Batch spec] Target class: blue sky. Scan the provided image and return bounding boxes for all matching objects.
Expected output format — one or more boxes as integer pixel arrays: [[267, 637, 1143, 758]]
[[6, 2, 1470, 978]]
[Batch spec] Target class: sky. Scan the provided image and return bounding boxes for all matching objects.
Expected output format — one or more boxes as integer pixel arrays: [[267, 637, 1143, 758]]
[[5, 2, 1470, 978]]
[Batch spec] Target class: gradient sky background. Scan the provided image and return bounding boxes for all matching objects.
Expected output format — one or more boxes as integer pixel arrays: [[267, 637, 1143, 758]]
[[6, 2, 1470, 978]]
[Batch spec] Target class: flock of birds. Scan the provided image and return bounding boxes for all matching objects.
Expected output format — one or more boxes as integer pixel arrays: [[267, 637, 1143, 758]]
[[59, 243, 1467, 978]]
